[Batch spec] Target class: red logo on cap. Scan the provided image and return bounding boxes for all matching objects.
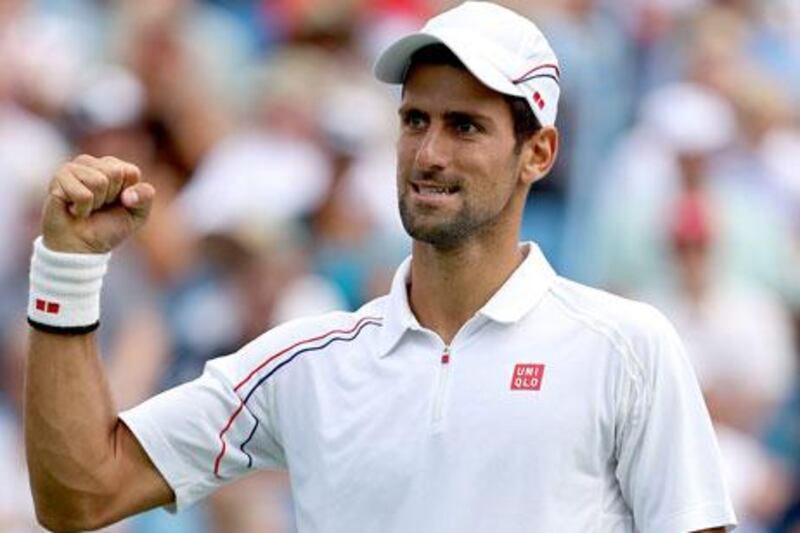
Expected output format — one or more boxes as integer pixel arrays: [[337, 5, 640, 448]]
[[533, 92, 545, 110], [510, 363, 545, 391]]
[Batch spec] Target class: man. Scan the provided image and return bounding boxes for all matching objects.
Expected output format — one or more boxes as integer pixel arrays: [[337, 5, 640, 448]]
[[25, 2, 735, 532]]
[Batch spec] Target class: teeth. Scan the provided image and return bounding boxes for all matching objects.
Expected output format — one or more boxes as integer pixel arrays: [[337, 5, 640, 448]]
[[418, 185, 451, 194]]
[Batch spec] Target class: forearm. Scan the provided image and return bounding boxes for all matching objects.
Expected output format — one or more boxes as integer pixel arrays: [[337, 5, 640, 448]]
[[25, 329, 122, 529], [23, 155, 170, 530]]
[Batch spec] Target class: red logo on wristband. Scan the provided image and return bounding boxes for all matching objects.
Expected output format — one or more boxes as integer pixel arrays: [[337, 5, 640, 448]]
[[35, 299, 61, 314]]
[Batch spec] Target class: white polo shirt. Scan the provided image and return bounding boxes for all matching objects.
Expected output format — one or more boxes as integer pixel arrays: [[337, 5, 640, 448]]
[[120, 242, 737, 533]]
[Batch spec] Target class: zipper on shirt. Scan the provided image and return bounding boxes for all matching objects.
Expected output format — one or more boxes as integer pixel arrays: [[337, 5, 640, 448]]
[[432, 346, 451, 429]]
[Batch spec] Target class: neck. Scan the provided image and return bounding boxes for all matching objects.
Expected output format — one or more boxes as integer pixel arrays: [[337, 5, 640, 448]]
[[408, 228, 524, 345]]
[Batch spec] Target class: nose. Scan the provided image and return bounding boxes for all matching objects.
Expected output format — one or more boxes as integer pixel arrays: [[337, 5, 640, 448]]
[[414, 125, 449, 171]]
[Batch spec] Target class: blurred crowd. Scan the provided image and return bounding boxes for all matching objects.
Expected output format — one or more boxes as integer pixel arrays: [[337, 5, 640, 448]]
[[0, 0, 798, 531]]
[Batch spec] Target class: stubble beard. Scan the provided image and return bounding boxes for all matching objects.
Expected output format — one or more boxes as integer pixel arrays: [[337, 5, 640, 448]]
[[397, 149, 523, 250], [398, 195, 479, 251], [398, 183, 515, 251]]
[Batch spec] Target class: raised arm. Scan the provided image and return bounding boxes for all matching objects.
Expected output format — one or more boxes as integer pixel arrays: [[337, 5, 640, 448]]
[[25, 155, 173, 531]]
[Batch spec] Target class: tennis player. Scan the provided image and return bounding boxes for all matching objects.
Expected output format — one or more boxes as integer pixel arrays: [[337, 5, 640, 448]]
[[25, 2, 735, 532]]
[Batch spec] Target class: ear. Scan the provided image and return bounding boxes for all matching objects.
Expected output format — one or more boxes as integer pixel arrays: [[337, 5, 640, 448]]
[[518, 126, 559, 186]]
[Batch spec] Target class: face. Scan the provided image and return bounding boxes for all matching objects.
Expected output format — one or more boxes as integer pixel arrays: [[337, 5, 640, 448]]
[[396, 64, 529, 250]]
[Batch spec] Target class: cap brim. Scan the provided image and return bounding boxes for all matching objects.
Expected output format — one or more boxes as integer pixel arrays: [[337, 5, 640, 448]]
[[374, 30, 523, 99]]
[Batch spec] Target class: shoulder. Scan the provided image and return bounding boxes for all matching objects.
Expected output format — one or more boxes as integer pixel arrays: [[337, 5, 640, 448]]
[[206, 296, 389, 385], [245, 296, 387, 356], [549, 276, 672, 336], [546, 276, 685, 377]]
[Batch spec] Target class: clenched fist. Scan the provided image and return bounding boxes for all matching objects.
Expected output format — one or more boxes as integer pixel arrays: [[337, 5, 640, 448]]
[[42, 155, 156, 254]]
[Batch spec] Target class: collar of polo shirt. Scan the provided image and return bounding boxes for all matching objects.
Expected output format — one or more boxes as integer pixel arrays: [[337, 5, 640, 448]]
[[376, 242, 557, 357]]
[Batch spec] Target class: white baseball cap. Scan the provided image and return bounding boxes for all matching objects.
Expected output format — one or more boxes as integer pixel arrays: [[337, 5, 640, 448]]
[[374, 1, 561, 127]]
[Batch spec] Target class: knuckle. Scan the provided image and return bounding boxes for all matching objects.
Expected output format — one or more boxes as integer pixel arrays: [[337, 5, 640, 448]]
[[71, 191, 94, 205], [100, 155, 118, 164], [107, 168, 124, 185], [104, 157, 130, 178], [122, 163, 139, 177], [120, 162, 139, 177], [54, 169, 70, 184], [74, 154, 96, 165], [94, 171, 111, 186], [76, 188, 94, 202], [67, 163, 96, 182], [80, 169, 107, 188]]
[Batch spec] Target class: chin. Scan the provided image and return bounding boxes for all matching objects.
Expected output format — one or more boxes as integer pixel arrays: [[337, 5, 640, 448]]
[[399, 195, 487, 250], [402, 218, 470, 250]]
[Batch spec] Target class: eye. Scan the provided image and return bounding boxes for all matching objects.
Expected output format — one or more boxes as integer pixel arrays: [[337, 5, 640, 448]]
[[453, 119, 481, 135], [402, 110, 428, 131]]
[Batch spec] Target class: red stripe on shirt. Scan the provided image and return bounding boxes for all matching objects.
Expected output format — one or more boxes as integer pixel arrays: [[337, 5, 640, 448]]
[[233, 316, 383, 392], [213, 400, 246, 477], [213, 315, 383, 477]]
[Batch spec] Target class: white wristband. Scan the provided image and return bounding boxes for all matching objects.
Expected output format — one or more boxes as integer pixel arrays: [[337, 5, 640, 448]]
[[28, 236, 111, 331]]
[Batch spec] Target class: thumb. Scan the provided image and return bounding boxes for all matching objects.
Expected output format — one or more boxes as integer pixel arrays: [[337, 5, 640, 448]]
[[121, 182, 156, 220]]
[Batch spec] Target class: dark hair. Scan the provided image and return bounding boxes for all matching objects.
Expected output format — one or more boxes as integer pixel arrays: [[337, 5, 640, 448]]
[[405, 44, 542, 151]]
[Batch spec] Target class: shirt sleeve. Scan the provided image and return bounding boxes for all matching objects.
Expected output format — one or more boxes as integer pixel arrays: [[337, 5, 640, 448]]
[[614, 308, 737, 533], [119, 345, 287, 512]]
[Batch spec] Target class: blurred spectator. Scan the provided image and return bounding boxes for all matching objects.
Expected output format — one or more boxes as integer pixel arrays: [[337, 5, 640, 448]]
[[0, 0, 94, 118], [647, 192, 796, 433], [526, 0, 635, 276], [764, 389, 800, 531], [0, 98, 68, 289], [715, 424, 792, 532], [591, 81, 798, 306], [116, 0, 259, 115], [177, 46, 334, 236], [308, 53, 409, 307], [638, 149, 798, 532], [712, 65, 800, 305], [590, 82, 735, 291]]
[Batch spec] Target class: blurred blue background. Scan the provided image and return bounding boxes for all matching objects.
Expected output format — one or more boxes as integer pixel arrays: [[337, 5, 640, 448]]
[[1, 0, 799, 531]]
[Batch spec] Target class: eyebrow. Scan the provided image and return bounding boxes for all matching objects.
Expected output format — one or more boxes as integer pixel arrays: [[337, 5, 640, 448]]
[[397, 105, 422, 117], [398, 105, 494, 125], [443, 110, 493, 125]]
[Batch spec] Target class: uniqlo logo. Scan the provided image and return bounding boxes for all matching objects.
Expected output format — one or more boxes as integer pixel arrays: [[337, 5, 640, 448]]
[[510, 364, 545, 391], [35, 298, 60, 315], [532, 91, 545, 110]]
